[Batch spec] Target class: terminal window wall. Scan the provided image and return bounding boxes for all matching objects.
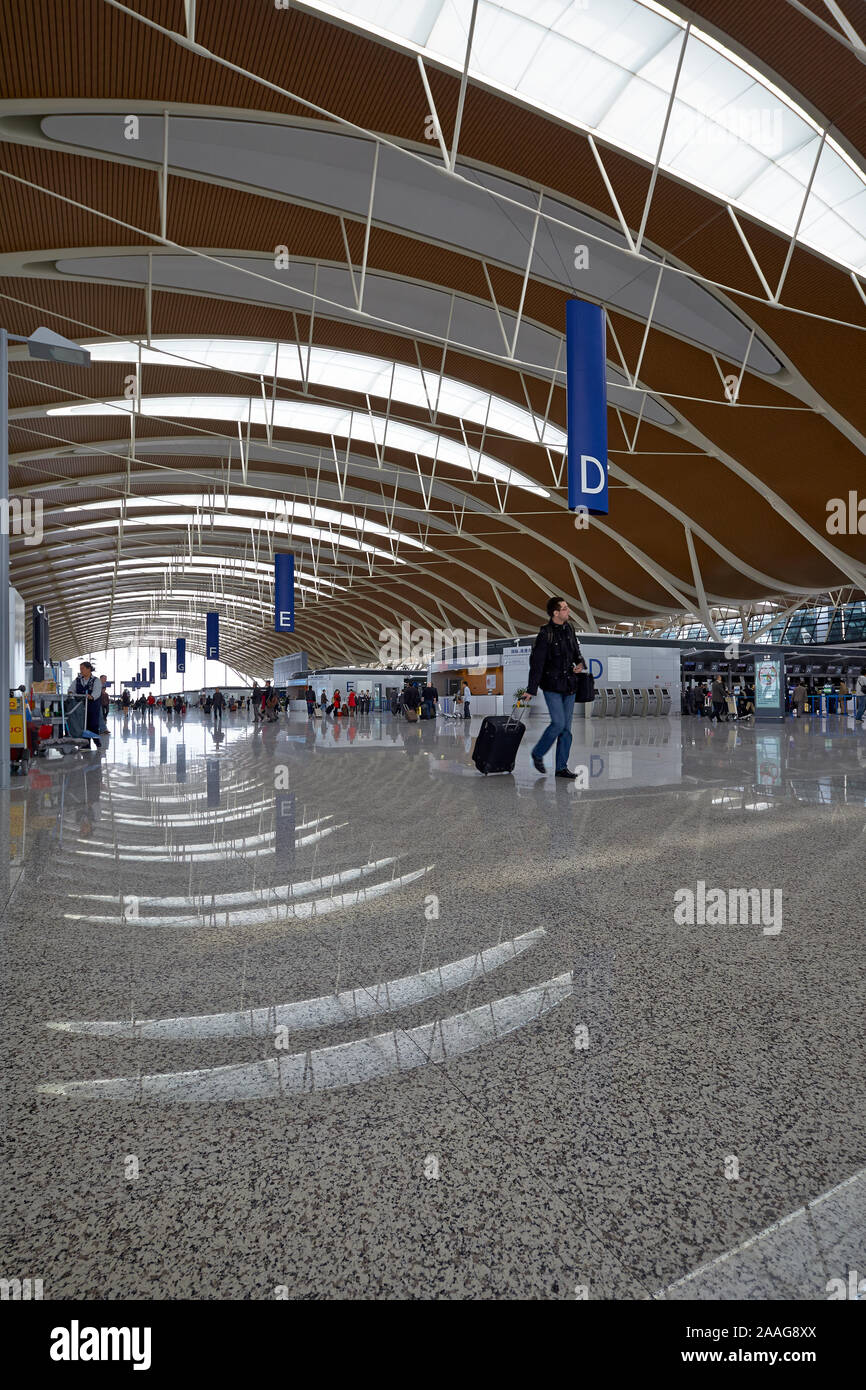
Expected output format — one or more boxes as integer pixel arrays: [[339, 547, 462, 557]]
[[660, 602, 866, 647]]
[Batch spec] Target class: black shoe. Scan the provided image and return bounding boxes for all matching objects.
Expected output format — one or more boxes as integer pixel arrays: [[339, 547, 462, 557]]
[[532, 756, 546, 774], [555, 768, 578, 779]]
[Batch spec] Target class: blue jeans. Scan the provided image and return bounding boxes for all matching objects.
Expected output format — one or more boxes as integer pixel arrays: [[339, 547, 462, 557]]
[[856, 695, 866, 720], [532, 690, 575, 771]]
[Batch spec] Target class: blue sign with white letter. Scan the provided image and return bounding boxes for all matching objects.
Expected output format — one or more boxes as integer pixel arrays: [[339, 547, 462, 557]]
[[160, 650, 167, 680], [274, 553, 295, 633], [566, 299, 608, 515], [149, 660, 155, 685], [176, 638, 186, 674], [206, 611, 219, 660]]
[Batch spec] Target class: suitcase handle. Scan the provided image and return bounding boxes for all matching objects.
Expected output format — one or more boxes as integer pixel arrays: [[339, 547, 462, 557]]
[[505, 702, 526, 727]]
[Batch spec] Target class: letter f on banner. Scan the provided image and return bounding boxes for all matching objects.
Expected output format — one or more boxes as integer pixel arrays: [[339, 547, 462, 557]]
[[205, 611, 219, 660], [566, 299, 608, 515]]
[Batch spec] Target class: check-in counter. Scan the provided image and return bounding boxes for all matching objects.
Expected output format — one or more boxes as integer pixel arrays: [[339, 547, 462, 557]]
[[592, 687, 606, 718], [655, 685, 671, 716], [635, 688, 650, 716], [619, 688, 634, 717], [605, 687, 622, 717]]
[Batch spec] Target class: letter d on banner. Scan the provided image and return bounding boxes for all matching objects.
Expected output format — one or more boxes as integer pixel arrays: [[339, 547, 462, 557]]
[[274, 553, 295, 632], [176, 638, 186, 674], [206, 611, 219, 660], [566, 299, 608, 515]]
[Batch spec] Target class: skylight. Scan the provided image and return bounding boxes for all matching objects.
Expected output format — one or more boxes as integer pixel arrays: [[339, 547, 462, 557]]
[[54, 495, 428, 550], [48, 395, 550, 496], [85, 339, 567, 450], [308, 0, 866, 274]]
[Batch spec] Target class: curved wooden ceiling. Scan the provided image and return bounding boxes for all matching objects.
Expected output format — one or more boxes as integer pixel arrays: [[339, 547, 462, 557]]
[[1, 0, 865, 673]]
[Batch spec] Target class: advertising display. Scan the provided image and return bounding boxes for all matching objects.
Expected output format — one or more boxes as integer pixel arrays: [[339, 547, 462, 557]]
[[755, 657, 784, 720]]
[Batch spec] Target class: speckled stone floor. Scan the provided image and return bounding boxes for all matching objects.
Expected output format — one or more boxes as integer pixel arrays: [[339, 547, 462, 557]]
[[1, 706, 864, 1299]]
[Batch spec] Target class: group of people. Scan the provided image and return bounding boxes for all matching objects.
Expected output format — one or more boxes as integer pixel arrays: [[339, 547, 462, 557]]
[[392, 680, 472, 720], [683, 679, 754, 722], [250, 680, 282, 722], [119, 689, 187, 717], [303, 686, 374, 717], [790, 673, 866, 719], [199, 688, 245, 719]]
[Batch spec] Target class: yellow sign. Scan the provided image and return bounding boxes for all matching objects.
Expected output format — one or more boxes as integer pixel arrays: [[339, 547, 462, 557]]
[[9, 697, 26, 748]]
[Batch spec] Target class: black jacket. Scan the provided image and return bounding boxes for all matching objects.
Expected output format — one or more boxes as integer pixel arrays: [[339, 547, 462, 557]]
[[527, 621, 584, 696]]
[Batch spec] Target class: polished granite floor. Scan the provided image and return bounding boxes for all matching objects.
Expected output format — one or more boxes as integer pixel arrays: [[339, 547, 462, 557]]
[[1, 706, 864, 1300]]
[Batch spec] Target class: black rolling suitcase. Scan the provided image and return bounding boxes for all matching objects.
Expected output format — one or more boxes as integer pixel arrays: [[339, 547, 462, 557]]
[[472, 706, 526, 775]]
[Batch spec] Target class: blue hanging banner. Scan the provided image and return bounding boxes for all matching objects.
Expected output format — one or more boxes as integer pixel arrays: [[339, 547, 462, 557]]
[[141, 667, 147, 685], [176, 638, 186, 674], [566, 299, 609, 515], [274, 553, 295, 633], [206, 611, 219, 660], [160, 651, 167, 680], [149, 660, 155, 685]]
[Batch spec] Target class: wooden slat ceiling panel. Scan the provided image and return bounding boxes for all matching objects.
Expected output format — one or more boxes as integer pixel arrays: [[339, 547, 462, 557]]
[[2, 0, 864, 663]]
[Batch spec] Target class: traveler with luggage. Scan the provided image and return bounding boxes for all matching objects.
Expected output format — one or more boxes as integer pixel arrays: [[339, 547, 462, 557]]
[[854, 668, 866, 723], [421, 681, 438, 720], [793, 680, 808, 717], [742, 681, 756, 719], [710, 676, 728, 723], [523, 596, 586, 779], [461, 680, 471, 720], [403, 682, 421, 723], [212, 687, 225, 724]]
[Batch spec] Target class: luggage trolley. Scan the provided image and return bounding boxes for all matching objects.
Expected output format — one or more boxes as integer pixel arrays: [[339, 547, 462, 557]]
[[36, 671, 96, 757]]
